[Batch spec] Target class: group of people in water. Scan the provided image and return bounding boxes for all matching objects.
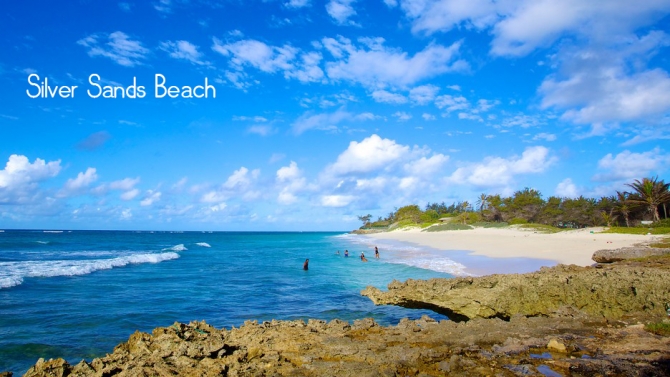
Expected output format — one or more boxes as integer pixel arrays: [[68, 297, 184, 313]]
[[305, 246, 379, 270]]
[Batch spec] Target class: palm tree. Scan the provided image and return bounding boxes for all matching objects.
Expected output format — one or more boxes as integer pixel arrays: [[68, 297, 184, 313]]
[[625, 177, 670, 222], [476, 193, 488, 213], [614, 191, 631, 227]]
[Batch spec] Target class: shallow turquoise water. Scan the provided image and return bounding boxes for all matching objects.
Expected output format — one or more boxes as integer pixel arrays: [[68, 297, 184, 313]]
[[0, 230, 452, 374]]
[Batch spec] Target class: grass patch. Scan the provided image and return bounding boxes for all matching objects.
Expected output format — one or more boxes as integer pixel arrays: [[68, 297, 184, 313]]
[[644, 322, 670, 336], [602, 227, 670, 235], [423, 223, 473, 232], [471, 221, 509, 228], [650, 237, 670, 249], [517, 223, 566, 234]]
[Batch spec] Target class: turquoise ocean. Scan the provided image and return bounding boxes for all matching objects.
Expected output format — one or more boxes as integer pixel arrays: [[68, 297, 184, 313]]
[[0, 230, 461, 375]]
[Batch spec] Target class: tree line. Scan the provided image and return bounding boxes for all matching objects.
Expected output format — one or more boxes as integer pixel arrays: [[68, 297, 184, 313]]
[[358, 177, 670, 229]]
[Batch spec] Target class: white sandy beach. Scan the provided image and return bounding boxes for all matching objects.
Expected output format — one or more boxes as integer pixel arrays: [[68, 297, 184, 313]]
[[366, 226, 662, 269]]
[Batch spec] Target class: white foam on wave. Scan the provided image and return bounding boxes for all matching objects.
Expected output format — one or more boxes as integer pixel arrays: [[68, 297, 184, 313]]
[[196, 242, 211, 248], [336, 233, 472, 276], [35, 241, 50, 244], [163, 244, 187, 251], [0, 252, 180, 289], [43, 230, 63, 233]]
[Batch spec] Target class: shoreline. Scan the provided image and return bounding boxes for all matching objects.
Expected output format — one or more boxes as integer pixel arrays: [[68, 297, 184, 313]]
[[362, 226, 661, 275]]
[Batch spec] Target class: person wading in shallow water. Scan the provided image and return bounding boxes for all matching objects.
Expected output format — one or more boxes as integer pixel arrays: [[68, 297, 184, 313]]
[[303, 259, 309, 270], [360, 253, 368, 262], [374, 246, 379, 259], [344, 250, 349, 257]]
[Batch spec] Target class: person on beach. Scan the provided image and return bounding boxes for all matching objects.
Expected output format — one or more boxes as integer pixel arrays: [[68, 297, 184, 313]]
[[374, 246, 379, 259], [344, 250, 349, 257], [360, 253, 368, 262], [303, 259, 309, 270]]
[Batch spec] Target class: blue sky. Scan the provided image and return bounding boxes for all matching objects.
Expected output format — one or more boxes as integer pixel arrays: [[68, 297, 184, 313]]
[[1, 0, 669, 230]]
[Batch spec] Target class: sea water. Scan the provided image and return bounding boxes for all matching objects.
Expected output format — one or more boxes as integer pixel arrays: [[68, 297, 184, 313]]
[[0, 230, 457, 374]]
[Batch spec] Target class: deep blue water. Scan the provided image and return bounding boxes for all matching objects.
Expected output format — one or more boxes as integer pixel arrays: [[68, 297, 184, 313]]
[[0, 230, 453, 374]]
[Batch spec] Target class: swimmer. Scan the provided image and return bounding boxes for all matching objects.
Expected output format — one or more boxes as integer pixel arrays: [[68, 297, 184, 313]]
[[360, 252, 368, 262], [303, 259, 309, 270], [374, 246, 379, 259], [336, 250, 340, 255], [344, 250, 349, 257]]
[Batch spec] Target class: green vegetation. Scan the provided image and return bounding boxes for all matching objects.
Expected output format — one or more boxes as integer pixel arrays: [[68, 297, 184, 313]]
[[357, 176, 670, 232], [423, 223, 473, 231], [517, 224, 566, 234], [644, 322, 670, 336], [602, 227, 670, 235], [650, 237, 670, 249]]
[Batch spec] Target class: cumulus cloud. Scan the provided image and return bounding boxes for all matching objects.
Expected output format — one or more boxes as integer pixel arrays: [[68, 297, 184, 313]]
[[0, 154, 61, 204], [276, 161, 309, 205], [448, 146, 556, 188], [77, 31, 149, 67], [392, 111, 412, 121], [62, 168, 98, 194], [321, 194, 355, 207], [435, 94, 469, 112], [285, 0, 310, 8], [326, 134, 409, 176], [592, 147, 670, 182], [555, 178, 579, 198]]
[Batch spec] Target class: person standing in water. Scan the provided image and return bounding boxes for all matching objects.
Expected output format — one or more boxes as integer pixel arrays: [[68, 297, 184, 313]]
[[344, 250, 349, 257], [303, 259, 309, 270], [374, 246, 379, 259], [360, 252, 368, 262]]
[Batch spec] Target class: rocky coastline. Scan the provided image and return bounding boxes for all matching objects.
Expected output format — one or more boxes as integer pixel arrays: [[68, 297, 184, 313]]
[[14, 249, 670, 377]]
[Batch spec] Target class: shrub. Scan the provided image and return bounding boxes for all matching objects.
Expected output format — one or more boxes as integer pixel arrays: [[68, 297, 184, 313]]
[[644, 322, 670, 336], [509, 218, 528, 225], [423, 223, 473, 232]]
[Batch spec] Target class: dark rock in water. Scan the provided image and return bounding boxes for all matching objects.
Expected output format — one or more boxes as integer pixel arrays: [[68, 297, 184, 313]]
[[0, 371, 13, 377], [592, 247, 670, 263]]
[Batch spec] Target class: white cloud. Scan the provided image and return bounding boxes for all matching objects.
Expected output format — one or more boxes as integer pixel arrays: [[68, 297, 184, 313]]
[[212, 38, 324, 83], [404, 154, 449, 176], [499, 114, 545, 128], [435, 94, 469, 112], [285, 0, 310, 8], [393, 111, 412, 121], [0, 154, 61, 204], [532, 133, 557, 142], [383, 0, 398, 6], [277, 161, 301, 182], [223, 167, 260, 189], [449, 146, 556, 188], [321, 194, 355, 207], [326, 134, 409, 175], [555, 178, 579, 198], [326, 0, 357, 25], [323, 36, 468, 88], [592, 147, 670, 182], [120, 188, 140, 201], [458, 112, 483, 122], [140, 190, 161, 206], [292, 109, 374, 134], [276, 161, 308, 205], [409, 84, 440, 105], [63, 168, 98, 193], [77, 32, 149, 67], [159, 40, 209, 66], [109, 177, 140, 191], [371, 90, 407, 104], [248, 125, 275, 136], [422, 113, 436, 120]]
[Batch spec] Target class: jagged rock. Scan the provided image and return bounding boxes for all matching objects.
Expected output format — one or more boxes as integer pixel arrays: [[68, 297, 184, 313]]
[[592, 247, 670, 263], [20, 257, 670, 377], [362, 262, 670, 321]]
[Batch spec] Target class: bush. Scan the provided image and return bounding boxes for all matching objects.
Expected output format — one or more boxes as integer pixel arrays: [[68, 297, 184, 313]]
[[644, 322, 670, 336], [509, 218, 528, 225]]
